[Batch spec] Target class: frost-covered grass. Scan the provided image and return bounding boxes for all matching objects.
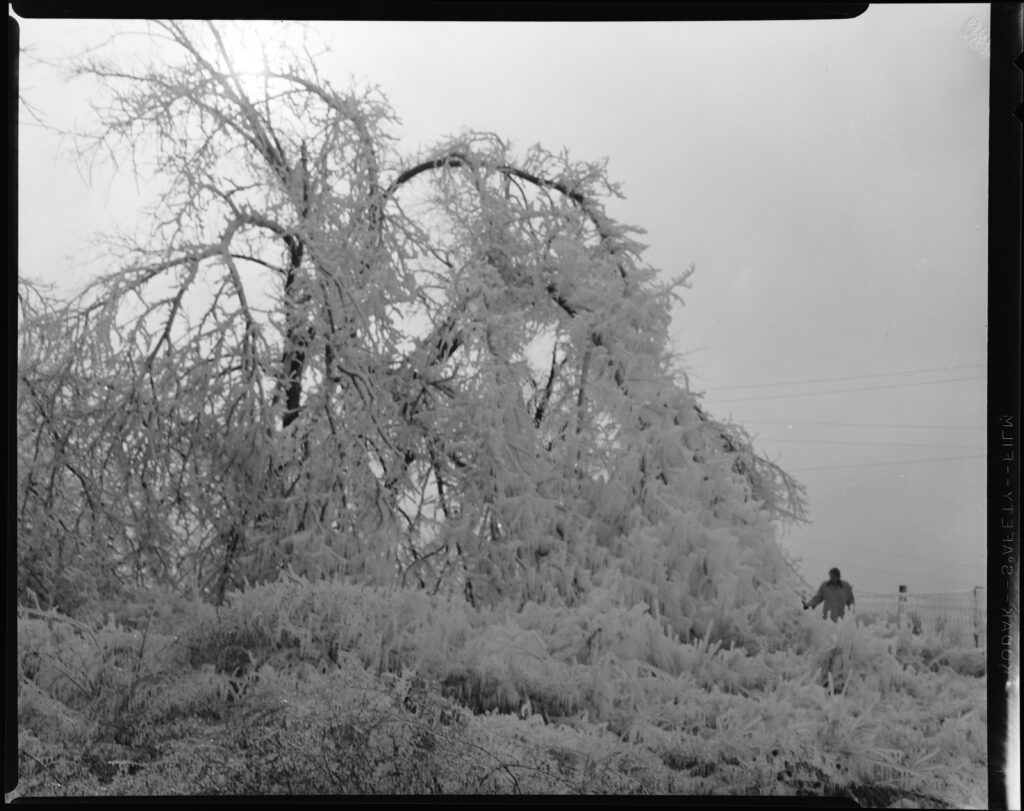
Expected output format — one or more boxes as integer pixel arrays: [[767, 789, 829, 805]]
[[15, 577, 987, 804]]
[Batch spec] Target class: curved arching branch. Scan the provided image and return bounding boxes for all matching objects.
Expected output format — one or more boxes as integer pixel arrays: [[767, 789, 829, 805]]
[[369, 146, 798, 522], [375, 148, 623, 434], [382, 150, 627, 279]]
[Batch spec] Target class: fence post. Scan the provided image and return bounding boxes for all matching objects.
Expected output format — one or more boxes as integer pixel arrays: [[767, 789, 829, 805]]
[[972, 586, 982, 648], [897, 584, 907, 629]]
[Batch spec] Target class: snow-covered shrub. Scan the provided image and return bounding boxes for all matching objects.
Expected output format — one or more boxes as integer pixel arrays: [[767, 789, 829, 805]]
[[15, 574, 986, 803], [16, 606, 191, 793]]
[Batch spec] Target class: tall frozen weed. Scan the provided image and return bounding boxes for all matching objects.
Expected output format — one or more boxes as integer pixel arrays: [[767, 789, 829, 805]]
[[16, 574, 986, 802]]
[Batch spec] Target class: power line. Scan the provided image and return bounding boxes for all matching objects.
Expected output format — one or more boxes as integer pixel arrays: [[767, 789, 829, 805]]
[[738, 418, 985, 431], [794, 554, 982, 591], [787, 536, 986, 572], [711, 364, 987, 391], [789, 454, 986, 472], [758, 437, 984, 450], [712, 375, 986, 403]]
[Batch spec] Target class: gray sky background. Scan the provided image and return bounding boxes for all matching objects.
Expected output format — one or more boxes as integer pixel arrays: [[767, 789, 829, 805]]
[[17, 7, 990, 597]]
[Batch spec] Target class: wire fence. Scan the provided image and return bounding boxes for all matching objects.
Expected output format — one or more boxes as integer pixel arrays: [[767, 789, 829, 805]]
[[855, 586, 986, 648]]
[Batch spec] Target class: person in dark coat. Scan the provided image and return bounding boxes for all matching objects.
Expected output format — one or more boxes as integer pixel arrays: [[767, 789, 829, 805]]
[[804, 567, 855, 621]]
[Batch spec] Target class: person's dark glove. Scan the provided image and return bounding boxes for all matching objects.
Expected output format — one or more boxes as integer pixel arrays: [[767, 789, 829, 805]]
[[801, 599, 809, 610]]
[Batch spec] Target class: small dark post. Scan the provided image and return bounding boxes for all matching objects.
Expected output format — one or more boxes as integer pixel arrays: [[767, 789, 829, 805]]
[[971, 586, 982, 648]]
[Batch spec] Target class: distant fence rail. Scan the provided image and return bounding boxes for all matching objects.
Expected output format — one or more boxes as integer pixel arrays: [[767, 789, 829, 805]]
[[855, 586, 986, 648]]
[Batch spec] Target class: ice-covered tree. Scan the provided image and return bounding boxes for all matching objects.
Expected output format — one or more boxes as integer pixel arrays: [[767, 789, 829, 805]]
[[18, 21, 805, 640]]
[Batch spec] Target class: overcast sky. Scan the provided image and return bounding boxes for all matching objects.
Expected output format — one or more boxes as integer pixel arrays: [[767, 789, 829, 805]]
[[16, 6, 990, 597]]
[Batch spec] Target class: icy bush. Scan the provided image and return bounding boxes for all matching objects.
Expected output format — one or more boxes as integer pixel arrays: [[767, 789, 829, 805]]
[[15, 576, 986, 804]]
